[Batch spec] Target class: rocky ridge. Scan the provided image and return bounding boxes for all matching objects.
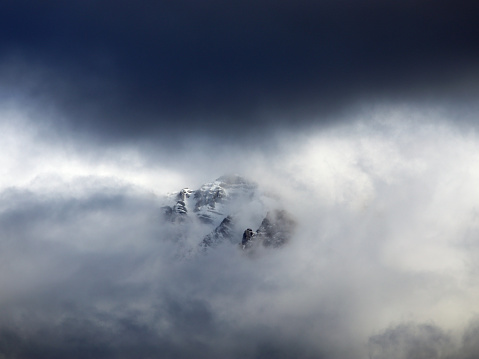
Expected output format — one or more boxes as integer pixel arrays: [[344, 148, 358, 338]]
[[161, 175, 296, 255]]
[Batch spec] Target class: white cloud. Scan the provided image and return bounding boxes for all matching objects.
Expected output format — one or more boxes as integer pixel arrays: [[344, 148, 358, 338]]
[[0, 107, 183, 195], [1, 104, 479, 358]]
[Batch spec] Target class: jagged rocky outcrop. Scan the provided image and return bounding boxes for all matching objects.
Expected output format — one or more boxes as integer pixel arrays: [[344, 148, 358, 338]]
[[199, 215, 234, 250], [163, 174, 257, 225], [254, 210, 297, 248], [161, 175, 295, 255]]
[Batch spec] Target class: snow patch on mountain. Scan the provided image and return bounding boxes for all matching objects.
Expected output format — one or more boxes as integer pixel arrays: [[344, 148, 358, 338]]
[[161, 174, 295, 256]]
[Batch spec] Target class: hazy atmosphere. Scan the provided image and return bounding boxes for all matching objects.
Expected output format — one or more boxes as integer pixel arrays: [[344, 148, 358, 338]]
[[1, 1, 479, 358]]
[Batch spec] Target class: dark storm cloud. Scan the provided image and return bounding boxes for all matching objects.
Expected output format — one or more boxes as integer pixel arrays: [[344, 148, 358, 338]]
[[1, 0, 478, 142]]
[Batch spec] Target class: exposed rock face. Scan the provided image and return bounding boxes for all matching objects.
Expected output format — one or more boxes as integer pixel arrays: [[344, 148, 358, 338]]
[[254, 210, 297, 248], [163, 174, 257, 226], [242, 228, 255, 247], [178, 188, 193, 202], [162, 188, 192, 222], [199, 215, 234, 250], [161, 175, 295, 256]]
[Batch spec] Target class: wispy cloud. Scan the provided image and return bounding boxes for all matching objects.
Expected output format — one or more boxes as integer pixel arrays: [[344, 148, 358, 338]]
[[1, 104, 479, 357]]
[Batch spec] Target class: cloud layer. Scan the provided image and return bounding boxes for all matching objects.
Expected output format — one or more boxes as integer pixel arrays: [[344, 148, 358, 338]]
[[1, 105, 479, 358], [1, 1, 479, 144]]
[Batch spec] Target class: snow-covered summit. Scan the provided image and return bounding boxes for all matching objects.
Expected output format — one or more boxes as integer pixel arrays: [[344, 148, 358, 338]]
[[163, 174, 259, 228], [161, 175, 295, 255]]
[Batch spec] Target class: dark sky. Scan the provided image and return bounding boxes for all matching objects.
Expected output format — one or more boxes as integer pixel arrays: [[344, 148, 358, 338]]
[[1, 0, 478, 142]]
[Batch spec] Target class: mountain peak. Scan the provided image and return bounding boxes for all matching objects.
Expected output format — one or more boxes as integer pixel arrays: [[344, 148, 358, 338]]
[[161, 175, 295, 256]]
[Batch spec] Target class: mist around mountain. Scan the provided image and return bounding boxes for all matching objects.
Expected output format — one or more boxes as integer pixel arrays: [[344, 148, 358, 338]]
[[160, 174, 297, 257], [2, 112, 479, 359]]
